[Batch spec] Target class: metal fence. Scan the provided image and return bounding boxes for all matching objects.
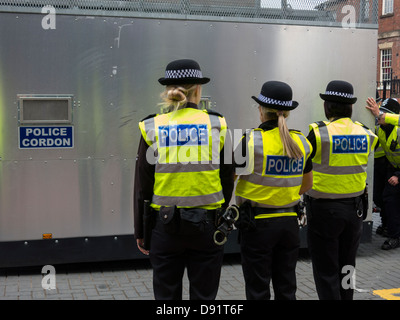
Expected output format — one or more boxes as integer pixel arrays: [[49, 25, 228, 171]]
[[0, 0, 378, 27], [377, 79, 400, 100]]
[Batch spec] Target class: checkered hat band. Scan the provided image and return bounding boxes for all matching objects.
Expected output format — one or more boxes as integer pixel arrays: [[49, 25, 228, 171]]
[[165, 69, 203, 79], [258, 94, 293, 107], [325, 91, 354, 99]]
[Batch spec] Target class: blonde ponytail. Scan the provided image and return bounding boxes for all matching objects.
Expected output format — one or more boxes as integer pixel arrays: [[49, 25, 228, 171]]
[[159, 84, 198, 113], [260, 107, 303, 159]]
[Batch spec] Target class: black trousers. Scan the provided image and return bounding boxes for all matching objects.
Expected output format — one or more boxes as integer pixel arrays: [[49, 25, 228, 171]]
[[374, 157, 387, 226], [149, 219, 224, 300], [307, 198, 363, 300], [240, 216, 299, 300], [383, 175, 400, 238]]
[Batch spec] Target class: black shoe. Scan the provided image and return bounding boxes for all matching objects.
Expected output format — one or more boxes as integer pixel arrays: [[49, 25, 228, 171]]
[[381, 238, 400, 250]]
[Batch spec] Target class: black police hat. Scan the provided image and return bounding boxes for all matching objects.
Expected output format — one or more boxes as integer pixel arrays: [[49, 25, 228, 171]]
[[158, 59, 210, 86], [251, 81, 299, 111], [381, 98, 400, 114], [319, 80, 357, 104]]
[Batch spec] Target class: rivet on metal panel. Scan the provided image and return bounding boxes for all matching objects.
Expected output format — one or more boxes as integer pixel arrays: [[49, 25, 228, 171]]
[[24, 241, 28, 245], [85, 238, 88, 242], [114, 237, 118, 240]]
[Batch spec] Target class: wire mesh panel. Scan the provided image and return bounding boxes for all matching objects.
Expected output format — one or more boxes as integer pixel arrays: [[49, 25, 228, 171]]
[[0, 0, 378, 28]]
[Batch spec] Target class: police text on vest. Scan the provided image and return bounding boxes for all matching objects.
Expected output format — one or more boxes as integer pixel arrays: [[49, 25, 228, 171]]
[[332, 135, 367, 154], [265, 155, 304, 175], [158, 124, 208, 147]]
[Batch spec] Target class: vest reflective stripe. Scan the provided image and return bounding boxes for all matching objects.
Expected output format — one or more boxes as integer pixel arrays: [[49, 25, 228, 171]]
[[139, 108, 226, 209], [377, 125, 400, 168], [155, 162, 219, 173], [236, 127, 312, 212], [307, 118, 377, 199]]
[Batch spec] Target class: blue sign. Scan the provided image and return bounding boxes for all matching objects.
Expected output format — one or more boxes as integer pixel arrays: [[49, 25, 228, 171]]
[[158, 124, 208, 147], [332, 135, 368, 154], [19, 126, 73, 149], [265, 155, 304, 176]]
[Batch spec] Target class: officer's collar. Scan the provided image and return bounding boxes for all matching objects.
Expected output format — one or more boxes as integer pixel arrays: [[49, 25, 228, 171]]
[[329, 117, 351, 122], [185, 102, 198, 109], [258, 119, 278, 131]]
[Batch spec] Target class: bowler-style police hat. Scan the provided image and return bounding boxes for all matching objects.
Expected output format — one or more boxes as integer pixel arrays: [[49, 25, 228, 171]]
[[158, 59, 210, 86], [319, 80, 357, 104], [251, 81, 299, 111]]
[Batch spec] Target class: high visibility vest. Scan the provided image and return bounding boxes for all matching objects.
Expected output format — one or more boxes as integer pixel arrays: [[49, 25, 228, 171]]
[[139, 107, 227, 210], [235, 127, 312, 218], [385, 113, 400, 126], [307, 118, 377, 199], [374, 141, 385, 158], [376, 124, 400, 169]]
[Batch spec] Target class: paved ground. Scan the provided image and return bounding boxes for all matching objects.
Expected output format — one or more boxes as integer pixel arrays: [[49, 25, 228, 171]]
[[0, 213, 400, 301]]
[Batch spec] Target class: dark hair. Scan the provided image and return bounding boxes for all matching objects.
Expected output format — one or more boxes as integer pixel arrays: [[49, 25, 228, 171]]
[[324, 101, 352, 119]]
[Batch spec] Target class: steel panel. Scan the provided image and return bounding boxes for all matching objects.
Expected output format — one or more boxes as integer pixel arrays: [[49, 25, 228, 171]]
[[0, 12, 377, 243]]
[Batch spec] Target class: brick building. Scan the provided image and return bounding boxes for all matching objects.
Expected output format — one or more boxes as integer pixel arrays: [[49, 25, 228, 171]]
[[377, 0, 400, 99]]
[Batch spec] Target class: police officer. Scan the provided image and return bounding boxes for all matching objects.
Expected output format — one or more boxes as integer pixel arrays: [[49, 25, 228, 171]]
[[307, 80, 377, 300], [235, 81, 313, 300], [371, 95, 388, 236], [134, 59, 235, 300], [366, 97, 400, 249]]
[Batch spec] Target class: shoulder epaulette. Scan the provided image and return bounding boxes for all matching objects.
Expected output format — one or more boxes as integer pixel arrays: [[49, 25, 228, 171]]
[[315, 121, 326, 127], [289, 129, 302, 134], [204, 109, 224, 118], [140, 113, 157, 122], [354, 121, 371, 130]]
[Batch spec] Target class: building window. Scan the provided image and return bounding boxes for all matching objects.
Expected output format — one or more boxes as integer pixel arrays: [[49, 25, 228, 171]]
[[383, 0, 394, 15], [381, 49, 392, 82]]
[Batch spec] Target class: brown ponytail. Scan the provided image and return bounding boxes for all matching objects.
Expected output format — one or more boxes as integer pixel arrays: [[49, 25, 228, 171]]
[[260, 107, 303, 159]]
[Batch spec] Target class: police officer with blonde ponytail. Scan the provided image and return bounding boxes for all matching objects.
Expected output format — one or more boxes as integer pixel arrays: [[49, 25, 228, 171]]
[[235, 81, 313, 300], [134, 59, 234, 300], [306, 80, 377, 300]]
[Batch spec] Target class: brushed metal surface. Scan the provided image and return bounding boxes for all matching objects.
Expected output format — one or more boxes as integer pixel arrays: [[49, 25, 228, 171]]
[[0, 12, 377, 242]]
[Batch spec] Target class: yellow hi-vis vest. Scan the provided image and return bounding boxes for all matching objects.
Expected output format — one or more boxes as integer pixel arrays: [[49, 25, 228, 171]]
[[139, 107, 227, 210], [385, 113, 400, 126], [374, 113, 400, 158], [307, 118, 377, 199], [235, 127, 312, 218], [376, 123, 400, 169]]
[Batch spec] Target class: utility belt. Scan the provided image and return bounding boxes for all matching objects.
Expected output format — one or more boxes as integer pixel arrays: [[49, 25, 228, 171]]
[[235, 202, 300, 232], [308, 193, 366, 219], [155, 206, 217, 236]]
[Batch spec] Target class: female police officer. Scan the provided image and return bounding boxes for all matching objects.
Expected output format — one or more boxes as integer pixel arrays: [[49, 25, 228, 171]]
[[134, 59, 234, 300], [307, 80, 377, 300], [235, 81, 313, 300]]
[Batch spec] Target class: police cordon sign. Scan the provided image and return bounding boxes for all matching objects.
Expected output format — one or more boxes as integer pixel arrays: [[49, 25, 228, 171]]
[[19, 126, 73, 149]]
